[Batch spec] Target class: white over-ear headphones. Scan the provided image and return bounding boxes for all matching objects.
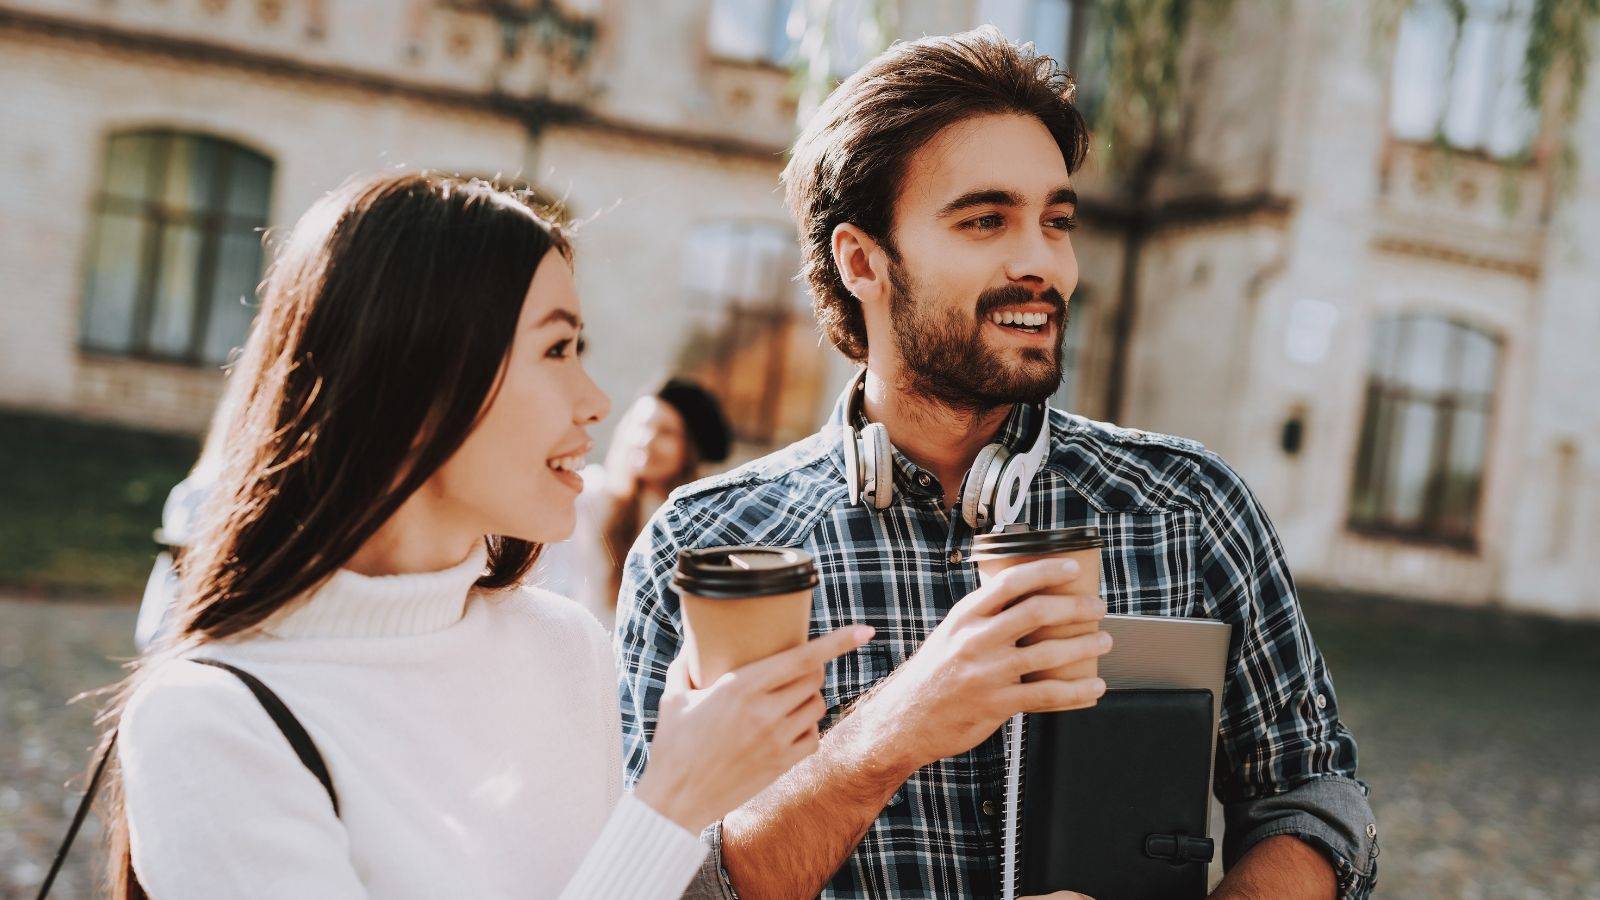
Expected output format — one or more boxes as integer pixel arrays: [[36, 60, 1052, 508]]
[[840, 369, 1053, 532]]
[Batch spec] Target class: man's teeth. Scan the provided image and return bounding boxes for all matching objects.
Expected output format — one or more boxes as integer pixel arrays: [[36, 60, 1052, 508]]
[[547, 455, 584, 472], [988, 311, 1050, 327]]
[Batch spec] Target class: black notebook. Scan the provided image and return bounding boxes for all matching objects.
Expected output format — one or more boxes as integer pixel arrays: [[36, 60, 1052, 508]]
[[1002, 689, 1216, 900]]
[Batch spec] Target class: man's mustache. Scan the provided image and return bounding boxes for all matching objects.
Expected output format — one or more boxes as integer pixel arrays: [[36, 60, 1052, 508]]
[[974, 285, 1067, 319]]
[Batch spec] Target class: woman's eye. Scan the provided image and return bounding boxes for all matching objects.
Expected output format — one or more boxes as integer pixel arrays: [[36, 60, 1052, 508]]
[[546, 337, 579, 359]]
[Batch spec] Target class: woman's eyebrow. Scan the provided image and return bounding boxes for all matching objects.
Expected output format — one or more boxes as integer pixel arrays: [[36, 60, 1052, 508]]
[[534, 309, 582, 329]]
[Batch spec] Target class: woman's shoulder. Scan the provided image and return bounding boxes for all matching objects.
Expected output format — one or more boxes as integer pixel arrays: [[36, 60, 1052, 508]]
[[120, 654, 282, 761], [482, 585, 611, 653]]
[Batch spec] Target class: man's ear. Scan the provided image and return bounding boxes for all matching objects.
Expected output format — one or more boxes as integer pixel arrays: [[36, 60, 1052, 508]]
[[831, 223, 891, 306]]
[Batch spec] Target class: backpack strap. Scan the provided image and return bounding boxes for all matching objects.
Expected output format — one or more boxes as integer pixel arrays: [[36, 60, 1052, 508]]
[[36, 658, 339, 900], [190, 658, 340, 816]]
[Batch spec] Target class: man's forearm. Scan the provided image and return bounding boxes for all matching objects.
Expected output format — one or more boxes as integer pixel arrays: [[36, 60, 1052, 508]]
[[1209, 834, 1336, 900], [721, 712, 911, 899]]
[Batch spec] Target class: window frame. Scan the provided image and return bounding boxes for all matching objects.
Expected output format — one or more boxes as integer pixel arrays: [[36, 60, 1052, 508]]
[[78, 129, 274, 368], [1347, 313, 1502, 551]]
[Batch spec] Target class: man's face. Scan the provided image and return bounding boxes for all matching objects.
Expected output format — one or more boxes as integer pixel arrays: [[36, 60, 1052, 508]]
[[881, 113, 1079, 411]]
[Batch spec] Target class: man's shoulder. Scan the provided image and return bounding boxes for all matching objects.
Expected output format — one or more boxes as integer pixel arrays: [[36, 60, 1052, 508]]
[[657, 429, 845, 547], [1048, 410, 1242, 512]]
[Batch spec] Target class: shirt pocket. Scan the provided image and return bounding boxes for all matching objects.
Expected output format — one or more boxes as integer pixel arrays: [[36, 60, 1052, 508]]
[[820, 640, 894, 733]]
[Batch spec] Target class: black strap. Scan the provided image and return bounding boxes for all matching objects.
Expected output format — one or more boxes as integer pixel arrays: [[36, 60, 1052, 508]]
[[36, 659, 339, 899]]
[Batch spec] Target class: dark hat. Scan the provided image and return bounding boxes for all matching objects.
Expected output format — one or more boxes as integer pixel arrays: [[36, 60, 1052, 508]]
[[655, 378, 732, 463]]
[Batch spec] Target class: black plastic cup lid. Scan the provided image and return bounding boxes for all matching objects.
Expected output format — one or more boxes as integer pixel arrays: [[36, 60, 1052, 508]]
[[970, 525, 1102, 560], [672, 546, 819, 599]]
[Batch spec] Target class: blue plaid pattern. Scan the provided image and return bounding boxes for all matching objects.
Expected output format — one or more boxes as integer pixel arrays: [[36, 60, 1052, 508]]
[[618, 383, 1375, 899]]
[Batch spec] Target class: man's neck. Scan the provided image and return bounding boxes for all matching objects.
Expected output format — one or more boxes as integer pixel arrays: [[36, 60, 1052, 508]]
[[859, 366, 1011, 510]]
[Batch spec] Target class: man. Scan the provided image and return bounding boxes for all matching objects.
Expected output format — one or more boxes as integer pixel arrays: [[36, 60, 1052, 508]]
[[619, 27, 1378, 900]]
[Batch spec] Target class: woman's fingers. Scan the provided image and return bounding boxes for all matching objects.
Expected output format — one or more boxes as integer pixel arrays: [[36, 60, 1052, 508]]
[[737, 625, 874, 689]]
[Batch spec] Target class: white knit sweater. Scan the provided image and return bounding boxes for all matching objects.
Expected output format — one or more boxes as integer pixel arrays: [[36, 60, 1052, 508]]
[[118, 546, 706, 898]]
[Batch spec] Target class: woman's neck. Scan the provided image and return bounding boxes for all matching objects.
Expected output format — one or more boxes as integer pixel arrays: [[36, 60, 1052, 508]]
[[345, 494, 481, 577]]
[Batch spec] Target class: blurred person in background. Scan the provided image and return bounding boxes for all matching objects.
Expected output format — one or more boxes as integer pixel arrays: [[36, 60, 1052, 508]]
[[83, 171, 868, 899], [539, 378, 732, 623]]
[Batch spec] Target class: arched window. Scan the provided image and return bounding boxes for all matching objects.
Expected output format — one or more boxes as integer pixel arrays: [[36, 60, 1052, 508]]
[[79, 130, 274, 366], [1350, 314, 1500, 545], [676, 221, 822, 446]]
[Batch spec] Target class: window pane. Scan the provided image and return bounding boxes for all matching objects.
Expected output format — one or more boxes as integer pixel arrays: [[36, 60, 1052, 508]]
[[80, 211, 149, 353], [1438, 407, 1488, 534], [201, 227, 265, 365], [1456, 327, 1499, 399], [1381, 397, 1439, 528], [147, 224, 204, 358], [162, 136, 224, 215], [1487, 8, 1538, 157], [1443, 9, 1499, 149], [226, 150, 274, 220], [708, 0, 789, 63], [1367, 316, 1403, 382], [103, 132, 161, 201], [1395, 316, 1453, 394], [1389, 0, 1454, 140], [976, 0, 1070, 65]]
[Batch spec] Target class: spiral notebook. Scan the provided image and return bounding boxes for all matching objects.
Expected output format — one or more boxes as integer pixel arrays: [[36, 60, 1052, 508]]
[[1000, 614, 1233, 900]]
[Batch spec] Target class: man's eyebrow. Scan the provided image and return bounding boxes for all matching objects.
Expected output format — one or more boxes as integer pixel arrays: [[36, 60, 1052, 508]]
[[936, 186, 1079, 217], [1047, 186, 1079, 207], [534, 309, 582, 329], [936, 188, 1026, 218]]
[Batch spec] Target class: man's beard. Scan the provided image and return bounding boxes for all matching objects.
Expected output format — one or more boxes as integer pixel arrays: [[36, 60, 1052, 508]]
[[887, 258, 1067, 413]]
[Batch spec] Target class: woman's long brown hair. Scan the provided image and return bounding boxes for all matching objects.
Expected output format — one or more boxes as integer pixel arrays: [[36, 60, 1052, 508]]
[[97, 171, 571, 897]]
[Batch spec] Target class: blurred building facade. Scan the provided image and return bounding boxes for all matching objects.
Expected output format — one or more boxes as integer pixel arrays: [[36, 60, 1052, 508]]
[[1, 0, 1596, 619]]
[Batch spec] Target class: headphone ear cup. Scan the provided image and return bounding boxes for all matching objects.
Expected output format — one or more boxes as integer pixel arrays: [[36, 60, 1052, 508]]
[[961, 444, 1009, 530], [863, 422, 894, 510]]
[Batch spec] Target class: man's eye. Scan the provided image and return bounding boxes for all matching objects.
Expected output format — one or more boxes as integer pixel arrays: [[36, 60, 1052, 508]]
[[1048, 215, 1079, 232], [963, 214, 1004, 231]]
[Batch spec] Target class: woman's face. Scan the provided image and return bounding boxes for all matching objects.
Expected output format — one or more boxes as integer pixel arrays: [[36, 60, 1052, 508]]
[[617, 396, 690, 487], [426, 254, 610, 545]]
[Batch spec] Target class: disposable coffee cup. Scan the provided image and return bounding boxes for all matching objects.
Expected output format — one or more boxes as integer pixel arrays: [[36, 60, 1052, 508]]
[[971, 526, 1104, 693], [672, 546, 818, 688]]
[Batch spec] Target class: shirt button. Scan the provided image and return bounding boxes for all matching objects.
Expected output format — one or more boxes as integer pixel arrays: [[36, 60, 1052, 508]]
[[1366, 823, 1378, 839], [1315, 693, 1328, 710], [916, 472, 932, 487], [981, 799, 997, 817], [948, 550, 964, 564]]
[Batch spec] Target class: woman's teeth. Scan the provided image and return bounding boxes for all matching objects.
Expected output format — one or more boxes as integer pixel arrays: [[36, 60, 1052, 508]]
[[547, 455, 585, 473], [988, 310, 1050, 331]]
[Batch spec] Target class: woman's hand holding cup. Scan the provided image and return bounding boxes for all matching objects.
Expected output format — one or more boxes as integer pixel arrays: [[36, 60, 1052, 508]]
[[635, 624, 874, 834]]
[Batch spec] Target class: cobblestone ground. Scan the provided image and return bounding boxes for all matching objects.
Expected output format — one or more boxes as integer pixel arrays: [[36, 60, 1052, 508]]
[[2, 595, 1598, 898]]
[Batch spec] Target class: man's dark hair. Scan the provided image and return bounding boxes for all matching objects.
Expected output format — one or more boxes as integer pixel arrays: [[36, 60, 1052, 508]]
[[782, 26, 1090, 361]]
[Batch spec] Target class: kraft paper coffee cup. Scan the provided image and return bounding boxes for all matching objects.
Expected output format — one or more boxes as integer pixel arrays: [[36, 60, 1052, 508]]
[[672, 546, 818, 687], [971, 526, 1104, 696]]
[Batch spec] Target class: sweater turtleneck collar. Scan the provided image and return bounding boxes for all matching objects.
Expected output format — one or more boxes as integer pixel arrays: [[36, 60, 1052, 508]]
[[263, 543, 492, 640]]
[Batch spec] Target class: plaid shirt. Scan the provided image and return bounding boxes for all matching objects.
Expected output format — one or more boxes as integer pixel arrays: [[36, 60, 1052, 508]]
[[618, 382, 1379, 899]]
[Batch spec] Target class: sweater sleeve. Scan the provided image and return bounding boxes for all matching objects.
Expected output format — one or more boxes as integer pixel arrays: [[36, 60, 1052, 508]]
[[119, 659, 366, 898], [554, 606, 707, 899]]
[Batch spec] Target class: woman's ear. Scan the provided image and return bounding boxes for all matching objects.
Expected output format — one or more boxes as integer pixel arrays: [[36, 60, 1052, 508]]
[[832, 223, 891, 307]]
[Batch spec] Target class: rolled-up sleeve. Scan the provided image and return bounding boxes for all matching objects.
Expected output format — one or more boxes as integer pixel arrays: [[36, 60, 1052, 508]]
[[1193, 452, 1379, 899]]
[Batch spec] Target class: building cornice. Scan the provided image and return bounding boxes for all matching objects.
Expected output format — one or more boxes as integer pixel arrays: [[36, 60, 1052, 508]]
[[0, 5, 789, 164]]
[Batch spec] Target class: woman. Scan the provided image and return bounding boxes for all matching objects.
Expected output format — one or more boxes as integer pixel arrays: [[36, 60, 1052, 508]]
[[100, 172, 869, 898], [541, 378, 731, 622]]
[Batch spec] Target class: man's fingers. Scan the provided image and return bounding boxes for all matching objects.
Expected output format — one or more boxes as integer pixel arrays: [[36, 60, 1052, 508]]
[[738, 625, 876, 688], [990, 593, 1106, 643], [664, 655, 693, 692], [959, 558, 1081, 617], [1007, 632, 1112, 677], [1000, 676, 1107, 713]]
